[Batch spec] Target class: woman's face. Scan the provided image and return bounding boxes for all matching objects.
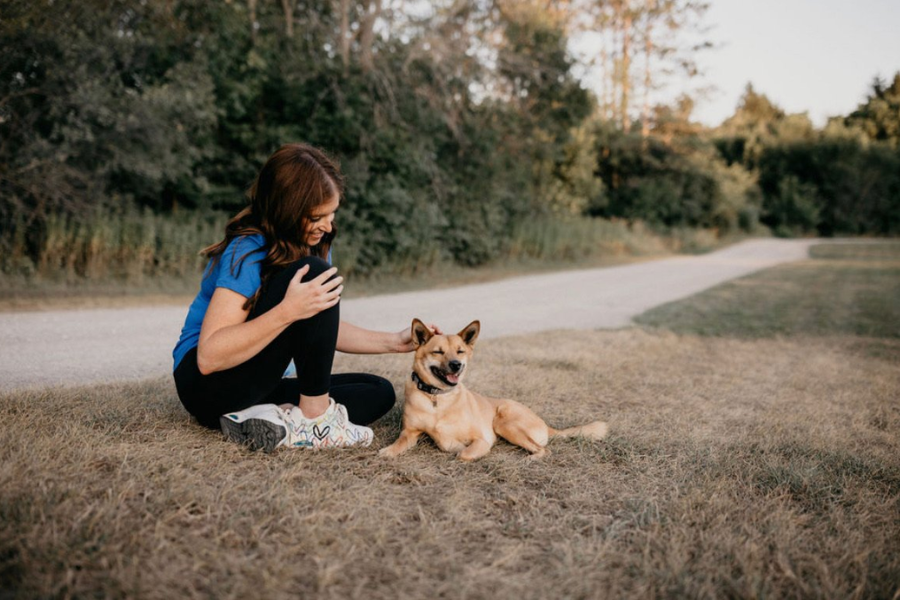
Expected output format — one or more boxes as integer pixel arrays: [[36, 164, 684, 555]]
[[303, 193, 340, 246]]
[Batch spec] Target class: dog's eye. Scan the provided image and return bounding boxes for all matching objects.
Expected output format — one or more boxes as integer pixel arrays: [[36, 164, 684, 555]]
[[432, 350, 444, 355], [457, 350, 465, 355]]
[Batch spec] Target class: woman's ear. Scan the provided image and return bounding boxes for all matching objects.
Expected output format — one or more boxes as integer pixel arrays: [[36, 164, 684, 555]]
[[458, 320, 481, 347], [411, 318, 433, 348]]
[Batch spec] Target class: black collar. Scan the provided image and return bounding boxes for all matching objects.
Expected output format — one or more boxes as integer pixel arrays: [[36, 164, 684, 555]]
[[411, 371, 452, 396]]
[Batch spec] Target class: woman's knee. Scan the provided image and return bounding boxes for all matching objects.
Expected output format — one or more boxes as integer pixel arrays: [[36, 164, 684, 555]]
[[379, 376, 396, 400], [331, 373, 396, 425], [370, 376, 397, 416], [290, 255, 333, 280], [255, 255, 337, 317]]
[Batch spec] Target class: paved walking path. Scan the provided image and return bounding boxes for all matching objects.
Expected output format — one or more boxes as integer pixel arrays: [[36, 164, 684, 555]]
[[0, 238, 818, 392]]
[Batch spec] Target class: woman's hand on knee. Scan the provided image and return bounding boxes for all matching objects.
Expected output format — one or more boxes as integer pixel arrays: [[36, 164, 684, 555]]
[[280, 264, 343, 321]]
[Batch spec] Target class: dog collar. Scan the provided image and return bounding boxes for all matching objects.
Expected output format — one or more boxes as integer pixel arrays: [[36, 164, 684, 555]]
[[411, 371, 452, 396]]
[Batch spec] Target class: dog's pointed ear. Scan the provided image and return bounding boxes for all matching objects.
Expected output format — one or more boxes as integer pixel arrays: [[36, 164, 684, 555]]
[[411, 318, 433, 348], [458, 320, 480, 347]]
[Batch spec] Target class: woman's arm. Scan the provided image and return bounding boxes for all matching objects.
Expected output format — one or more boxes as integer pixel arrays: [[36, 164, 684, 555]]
[[336, 321, 442, 354], [196, 288, 290, 374], [197, 265, 342, 374], [336, 320, 405, 355]]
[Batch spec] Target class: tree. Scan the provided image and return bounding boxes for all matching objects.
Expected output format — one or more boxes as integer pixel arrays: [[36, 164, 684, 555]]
[[492, 0, 595, 214], [714, 84, 813, 168], [845, 73, 900, 147], [0, 0, 218, 255], [576, 0, 710, 133]]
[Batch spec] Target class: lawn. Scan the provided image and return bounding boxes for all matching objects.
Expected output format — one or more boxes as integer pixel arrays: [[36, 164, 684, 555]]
[[1, 242, 898, 599], [635, 241, 900, 342]]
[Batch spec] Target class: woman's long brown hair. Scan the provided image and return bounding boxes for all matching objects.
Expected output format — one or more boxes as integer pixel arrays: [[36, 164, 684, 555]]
[[202, 143, 344, 311]]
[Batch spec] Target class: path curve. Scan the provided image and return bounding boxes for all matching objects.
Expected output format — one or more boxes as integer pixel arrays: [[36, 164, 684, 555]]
[[0, 238, 818, 392]]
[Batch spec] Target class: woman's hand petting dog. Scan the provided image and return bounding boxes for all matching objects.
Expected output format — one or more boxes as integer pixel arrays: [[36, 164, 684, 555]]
[[395, 322, 442, 353]]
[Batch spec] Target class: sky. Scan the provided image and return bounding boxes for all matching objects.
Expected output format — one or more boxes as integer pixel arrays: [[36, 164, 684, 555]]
[[693, 0, 900, 127]]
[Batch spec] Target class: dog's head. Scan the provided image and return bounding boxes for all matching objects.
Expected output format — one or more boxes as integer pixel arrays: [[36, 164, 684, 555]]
[[410, 318, 480, 391]]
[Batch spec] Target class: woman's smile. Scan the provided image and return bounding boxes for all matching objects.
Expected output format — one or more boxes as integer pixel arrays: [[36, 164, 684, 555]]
[[304, 194, 340, 245]]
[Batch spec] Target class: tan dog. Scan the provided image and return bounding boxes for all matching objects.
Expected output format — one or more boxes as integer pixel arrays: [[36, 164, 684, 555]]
[[379, 319, 609, 461]]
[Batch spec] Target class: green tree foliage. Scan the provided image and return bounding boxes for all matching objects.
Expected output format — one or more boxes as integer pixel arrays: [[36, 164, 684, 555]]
[[0, 0, 217, 259], [1, 1, 895, 282], [494, 1, 595, 216], [2, 0, 606, 276], [845, 74, 900, 147], [713, 84, 814, 168], [589, 122, 754, 233], [757, 137, 900, 236], [713, 78, 900, 237]]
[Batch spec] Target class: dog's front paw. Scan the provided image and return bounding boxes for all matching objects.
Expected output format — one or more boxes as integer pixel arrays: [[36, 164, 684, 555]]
[[378, 445, 400, 458]]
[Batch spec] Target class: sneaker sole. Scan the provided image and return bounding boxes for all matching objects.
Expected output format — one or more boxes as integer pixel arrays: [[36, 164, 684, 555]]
[[220, 416, 286, 453]]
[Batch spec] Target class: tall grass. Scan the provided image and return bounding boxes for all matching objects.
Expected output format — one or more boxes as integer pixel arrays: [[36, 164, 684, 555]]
[[2, 208, 734, 298], [1, 208, 227, 284], [506, 216, 660, 260]]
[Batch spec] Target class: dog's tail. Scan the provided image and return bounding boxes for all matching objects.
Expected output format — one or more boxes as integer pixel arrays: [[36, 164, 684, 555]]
[[549, 420, 608, 441]]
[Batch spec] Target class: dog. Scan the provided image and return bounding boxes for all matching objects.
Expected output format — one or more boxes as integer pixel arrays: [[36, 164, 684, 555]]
[[379, 319, 608, 461]]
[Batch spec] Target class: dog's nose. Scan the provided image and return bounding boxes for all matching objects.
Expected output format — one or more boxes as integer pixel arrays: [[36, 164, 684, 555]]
[[448, 360, 462, 373]]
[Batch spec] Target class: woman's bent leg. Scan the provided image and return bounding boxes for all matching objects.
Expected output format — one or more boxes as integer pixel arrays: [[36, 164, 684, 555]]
[[330, 373, 396, 425], [174, 346, 288, 429], [249, 256, 340, 400], [174, 256, 340, 429], [266, 372, 396, 426]]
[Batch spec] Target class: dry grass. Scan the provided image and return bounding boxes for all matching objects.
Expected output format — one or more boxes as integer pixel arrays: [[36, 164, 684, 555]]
[[1, 330, 898, 599], [2, 241, 899, 599]]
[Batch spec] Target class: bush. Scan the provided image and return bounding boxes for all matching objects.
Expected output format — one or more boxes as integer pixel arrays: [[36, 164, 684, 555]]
[[757, 137, 900, 236], [590, 126, 756, 233]]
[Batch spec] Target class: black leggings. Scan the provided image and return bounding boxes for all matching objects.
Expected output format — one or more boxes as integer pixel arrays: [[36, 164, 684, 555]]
[[174, 256, 395, 429]]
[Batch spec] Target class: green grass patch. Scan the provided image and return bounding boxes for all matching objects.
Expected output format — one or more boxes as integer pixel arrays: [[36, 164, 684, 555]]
[[635, 241, 900, 340], [809, 240, 900, 261]]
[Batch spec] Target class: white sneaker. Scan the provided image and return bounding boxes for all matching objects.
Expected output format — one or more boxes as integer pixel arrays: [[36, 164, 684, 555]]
[[220, 404, 288, 453], [282, 399, 374, 449]]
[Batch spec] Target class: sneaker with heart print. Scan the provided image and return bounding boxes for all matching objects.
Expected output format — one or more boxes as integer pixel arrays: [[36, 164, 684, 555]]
[[282, 399, 373, 449]]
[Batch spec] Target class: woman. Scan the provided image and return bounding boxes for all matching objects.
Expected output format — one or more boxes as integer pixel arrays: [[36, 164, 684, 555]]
[[173, 143, 432, 452]]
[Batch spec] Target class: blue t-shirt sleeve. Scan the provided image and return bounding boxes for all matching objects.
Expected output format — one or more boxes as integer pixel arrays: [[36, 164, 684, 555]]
[[216, 236, 265, 298]]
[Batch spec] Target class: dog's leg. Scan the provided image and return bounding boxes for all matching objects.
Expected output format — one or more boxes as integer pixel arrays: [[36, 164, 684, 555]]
[[378, 429, 422, 458], [504, 432, 550, 460], [527, 447, 549, 460], [493, 404, 550, 459], [457, 439, 493, 462]]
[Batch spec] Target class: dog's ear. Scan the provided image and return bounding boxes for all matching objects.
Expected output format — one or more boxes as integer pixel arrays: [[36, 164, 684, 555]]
[[458, 320, 481, 347], [411, 318, 433, 348]]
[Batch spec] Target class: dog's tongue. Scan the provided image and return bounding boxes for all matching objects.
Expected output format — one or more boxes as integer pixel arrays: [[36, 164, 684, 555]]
[[445, 373, 459, 384]]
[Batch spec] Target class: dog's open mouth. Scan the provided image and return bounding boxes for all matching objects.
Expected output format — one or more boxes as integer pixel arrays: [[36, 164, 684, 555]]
[[431, 366, 463, 386]]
